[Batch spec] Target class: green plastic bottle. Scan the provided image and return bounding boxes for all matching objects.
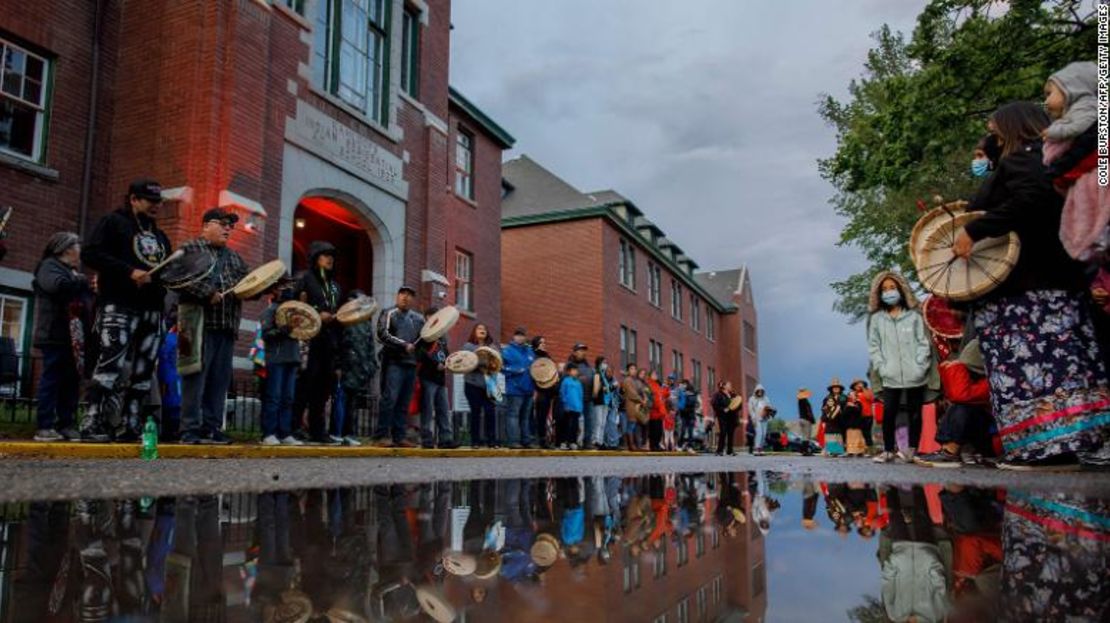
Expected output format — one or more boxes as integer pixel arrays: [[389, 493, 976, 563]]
[[141, 417, 159, 461]]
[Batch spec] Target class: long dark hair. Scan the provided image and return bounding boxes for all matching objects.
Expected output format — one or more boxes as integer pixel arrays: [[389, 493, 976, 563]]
[[990, 101, 1049, 158], [467, 323, 493, 346]]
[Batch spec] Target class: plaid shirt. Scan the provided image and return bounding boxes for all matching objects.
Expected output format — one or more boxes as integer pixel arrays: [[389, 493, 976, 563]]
[[178, 238, 249, 333]]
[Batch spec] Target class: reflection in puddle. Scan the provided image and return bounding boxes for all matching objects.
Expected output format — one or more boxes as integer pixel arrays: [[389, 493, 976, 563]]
[[0, 473, 1105, 622]]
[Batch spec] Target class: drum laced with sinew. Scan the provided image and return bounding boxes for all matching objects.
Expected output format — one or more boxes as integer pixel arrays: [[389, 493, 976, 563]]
[[336, 295, 379, 326], [275, 301, 322, 341], [226, 259, 286, 299], [420, 305, 460, 342], [158, 248, 215, 291], [911, 206, 1020, 302]]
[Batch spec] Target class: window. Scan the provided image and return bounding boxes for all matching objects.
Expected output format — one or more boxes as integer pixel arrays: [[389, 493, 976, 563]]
[[690, 295, 700, 331], [454, 250, 472, 311], [670, 279, 682, 320], [676, 538, 689, 567], [0, 294, 27, 395], [620, 325, 628, 369], [455, 129, 474, 199], [623, 547, 641, 593], [706, 310, 715, 341], [712, 576, 723, 604], [313, 0, 391, 122], [744, 320, 757, 353], [629, 329, 638, 367], [282, 0, 305, 14], [647, 262, 662, 306], [619, 239, 636, 289], [653, 544, 667, 578], [648, 340, 663, 378], [692, 360, 702, 395], [696, 587, 707, 617], [652, 616, 667, 623], [676, 599, 689, 623], [711, 527, 720, 549], [707, 367, 716, 394], [400, 6, 420, 98], [0, 37, 50, 162], [695, 532, 705, 557], [672, 350, 683, 379]]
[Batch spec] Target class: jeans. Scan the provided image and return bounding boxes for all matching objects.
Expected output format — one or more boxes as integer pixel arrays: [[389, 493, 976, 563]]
[[181, 331, 235, 435], [421, 379, 453, 445], [754, 417, 768, 451], [377, 364, 416, 443], [262, 362, 298, 438], [331, 386, 359, 438], [605, 404, 622, 448], [505, 394, 534, 446], [590, 404, 608, 446], [936, 404, 994, 455], [678, 414, 696, 446], [464, 383, 498, 446], [36, 344, 79, 430], [798, 420, 814, 441], [881, 386, 924, 452]]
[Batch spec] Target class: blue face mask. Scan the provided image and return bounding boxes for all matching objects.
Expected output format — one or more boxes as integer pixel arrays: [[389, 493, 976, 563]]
[[881, 290, 902, 306], [970, 158, 990, 178]]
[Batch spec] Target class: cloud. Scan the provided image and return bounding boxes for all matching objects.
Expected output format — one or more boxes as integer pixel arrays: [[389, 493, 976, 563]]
[[450, 0, 926, 403]]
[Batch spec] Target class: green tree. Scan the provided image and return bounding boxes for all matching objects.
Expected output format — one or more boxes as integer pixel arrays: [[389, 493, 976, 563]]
[[819, 0, 1097, 321]]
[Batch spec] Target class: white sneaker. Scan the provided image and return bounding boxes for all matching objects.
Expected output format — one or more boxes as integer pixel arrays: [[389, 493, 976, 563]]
[[559, 443, 569, 450], [872, 451, 894, 463], [896, 449, 915, 464], [570, 443, 579, 450], [280, 436, 304, 446], [343, 436, 362, 446], [261, 435, 281, 446]]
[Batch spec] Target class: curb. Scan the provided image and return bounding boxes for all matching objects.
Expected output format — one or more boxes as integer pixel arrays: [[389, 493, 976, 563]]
[[0, 442, 692, 460]]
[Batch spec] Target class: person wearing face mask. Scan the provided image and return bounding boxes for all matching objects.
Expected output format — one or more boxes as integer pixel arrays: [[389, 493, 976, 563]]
[[589, 357, 612, 449], [867, 271, 931, 464], [969, 133, 1001, 179]]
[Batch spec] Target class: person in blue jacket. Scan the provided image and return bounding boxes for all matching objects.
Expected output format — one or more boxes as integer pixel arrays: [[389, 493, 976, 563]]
[[558, 365, 584, 450], [501, 327, 536, 449]]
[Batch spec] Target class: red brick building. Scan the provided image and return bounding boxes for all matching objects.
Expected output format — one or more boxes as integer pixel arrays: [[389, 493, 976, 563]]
[[0, 0, 512, 376], [501, 156, 761, 404]]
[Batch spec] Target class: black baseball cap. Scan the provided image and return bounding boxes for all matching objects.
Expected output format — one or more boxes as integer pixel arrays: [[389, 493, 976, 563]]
[[202, 207, 239, 225], [128, 178, 163, 202], [573, 342, 588, 351], [398, 285, 417, 295], [513, 326, 527, 336]]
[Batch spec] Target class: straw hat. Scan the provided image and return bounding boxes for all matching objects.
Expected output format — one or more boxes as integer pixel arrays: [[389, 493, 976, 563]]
[[850, 378, 867, 390], [827, 377, 844, 392], [796, 388, 812, 400]]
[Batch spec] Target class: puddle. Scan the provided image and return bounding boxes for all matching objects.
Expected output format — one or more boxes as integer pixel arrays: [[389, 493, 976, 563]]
[[0, 472, 1105, 622]]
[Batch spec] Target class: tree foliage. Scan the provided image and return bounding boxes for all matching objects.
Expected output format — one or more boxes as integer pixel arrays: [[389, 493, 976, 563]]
[[819, 0, 1097, 321]]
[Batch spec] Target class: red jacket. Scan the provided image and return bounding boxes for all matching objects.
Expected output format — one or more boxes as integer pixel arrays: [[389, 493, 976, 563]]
[[857, 388, 875, 418], [648, 379, 669, 421], [939, 361, 990, 405]]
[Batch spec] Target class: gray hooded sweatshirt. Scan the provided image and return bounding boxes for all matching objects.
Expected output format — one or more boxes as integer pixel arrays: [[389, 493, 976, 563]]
[[867, 271, 931, 389], [1045, 61, 1097, 141]]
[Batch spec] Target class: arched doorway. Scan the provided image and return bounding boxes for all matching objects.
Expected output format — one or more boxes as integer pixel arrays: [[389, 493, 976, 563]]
[[292, 196, 375, 297]]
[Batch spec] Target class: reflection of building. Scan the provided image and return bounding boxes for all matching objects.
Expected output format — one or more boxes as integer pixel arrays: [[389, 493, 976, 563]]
[[0, 0, 513, 376], [501, 156, 760, 401]]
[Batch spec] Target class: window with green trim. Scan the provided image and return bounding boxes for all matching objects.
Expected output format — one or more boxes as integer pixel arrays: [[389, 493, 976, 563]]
[[312, 0, 391, 123], [400, 6, 420, 98], [0, 36, 50, 162], [282, 0, 305, 14]]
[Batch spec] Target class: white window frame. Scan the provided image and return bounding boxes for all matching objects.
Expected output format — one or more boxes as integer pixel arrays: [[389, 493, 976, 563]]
[[628, 329, 638, 367], [454, 250, 473, 311], [400, 4, 420, 98], [0, 294, 28, 396], [690, 294, 700, 332], [455, 128, 474, 199], [647, 262, 661, 306], [619, 239, 636, 289], [670, 279, 682, 320], [0, 37, 51, 162], [706, 310, 715, 341]]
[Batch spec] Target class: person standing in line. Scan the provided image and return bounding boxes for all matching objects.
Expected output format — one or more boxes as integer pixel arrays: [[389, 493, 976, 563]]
[[747, 384, 772, 455], [603, 364, 622, 450], [335, 289, 377, 446], [646, 370, 668, 452], [31, 232, 89, 442], [713, 381, 740, 456], [796, 388, 815, 454], [589, 356, 613, 449], [374, 285, 424, 448], [462, 324, 499, 448], [822, 379, 847, 457], [635, 368, 652, 450], [679, 379, 698, 452], [558, 365, 584, 450], [80, 179, 172, 442], [177, 208, 249, 445], [565, 343, 596, 448], [501, 327, 536, 449], [852, 379, 876, 451], [292, 241, 343, 444], [620, 364, 644, 452], [531, 335, 558, 448], [259, 286, 304, 446], [417, 306, 455, 449]]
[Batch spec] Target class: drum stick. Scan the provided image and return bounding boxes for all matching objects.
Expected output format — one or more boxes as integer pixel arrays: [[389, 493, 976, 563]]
[[144, 249, 185, 276]]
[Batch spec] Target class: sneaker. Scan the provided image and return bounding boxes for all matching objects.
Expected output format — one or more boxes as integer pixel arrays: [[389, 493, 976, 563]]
[[569, 443, 579, 450], [280, 436, 305, 446], [34, 429, 64, 442], [326, 435, 344, 446], [916, 450, 961, 468], [508, 443, 523, 449], [179, 431, 205, 445], [261, 435, 281, 446], [395, 440, 418, 449], [559, 443, 569, 450], [58, 427, 82, 442], [421, 443, 436, 449], [371, 437, 393, 447], [204, 430, 233, 445], [896, 449, 915, 464], [439, 440, 460, 449], [343, 436, 362, 446], [998, 453, 1081, 472], [872, 451, 895, 463]]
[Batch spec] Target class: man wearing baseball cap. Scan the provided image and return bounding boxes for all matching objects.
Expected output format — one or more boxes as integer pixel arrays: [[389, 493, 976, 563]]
[[565, 342, 596, 448], [374, 284, 425, 446], [501, 326, 536, 448], [80, 178, 173, 442], [177, 208, 249, 444]]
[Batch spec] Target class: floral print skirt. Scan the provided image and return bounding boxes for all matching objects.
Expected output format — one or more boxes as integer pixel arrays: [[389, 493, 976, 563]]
[[974, 290, 1110, 462]]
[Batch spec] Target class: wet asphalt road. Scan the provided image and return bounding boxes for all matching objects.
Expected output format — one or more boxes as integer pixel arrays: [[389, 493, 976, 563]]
[[0, 454, 1107, 502]]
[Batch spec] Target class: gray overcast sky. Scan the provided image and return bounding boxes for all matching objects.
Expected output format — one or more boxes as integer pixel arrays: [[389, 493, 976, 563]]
[[449, 1, 926, 415]]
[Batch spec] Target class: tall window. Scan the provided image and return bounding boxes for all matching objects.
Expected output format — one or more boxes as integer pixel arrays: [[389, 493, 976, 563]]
[[629, 329, 638, 367], [670, 280, 682, 320], [648, 340, 663, 377], [620, 325, 629, 369], [400, 6, 421, 98], [690, 295, 701, 331], [672, 350, 683, 379], [707, 367, 716, 393], [313, 0, 390, 122], [282, 0, 306, 14], [618, 239, 636, 288], [647, 262, 662, 306], [455, 129, 474, 199], [454, 250, 473, 311], [0, 37, 50, 162], [692, 360, 702, 395], [746, 376, 758, 399], [706, 311, 715, 341], [676, 598, 689, 623], [744, 320, 757, 353]]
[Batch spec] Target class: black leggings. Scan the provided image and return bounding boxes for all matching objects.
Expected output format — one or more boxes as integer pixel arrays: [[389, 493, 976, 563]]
[[716, 417, 737, 454], [648, 419, 664, 451], [881, 386, 924, 452]]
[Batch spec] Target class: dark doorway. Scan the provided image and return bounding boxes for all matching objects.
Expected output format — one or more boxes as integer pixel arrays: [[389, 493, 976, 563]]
[[292, 197, 374, 297]]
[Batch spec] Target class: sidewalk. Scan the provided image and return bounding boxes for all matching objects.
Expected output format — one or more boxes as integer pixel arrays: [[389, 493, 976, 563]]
[[0, 441, 687, 460]]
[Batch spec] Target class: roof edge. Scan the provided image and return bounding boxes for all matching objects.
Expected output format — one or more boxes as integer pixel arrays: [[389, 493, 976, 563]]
[[449, 86, 516, 149]]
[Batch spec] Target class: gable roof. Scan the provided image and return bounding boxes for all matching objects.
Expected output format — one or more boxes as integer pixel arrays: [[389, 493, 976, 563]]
[[501, 155, 604, 218], [694, 267, 750, 308]]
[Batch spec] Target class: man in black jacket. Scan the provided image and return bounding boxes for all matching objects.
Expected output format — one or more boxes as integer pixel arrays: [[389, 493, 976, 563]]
[[176, 208, 249, 445], [292, 241, 343, 443], [81, 179, 172, 442], [374, 285, 424, 447]]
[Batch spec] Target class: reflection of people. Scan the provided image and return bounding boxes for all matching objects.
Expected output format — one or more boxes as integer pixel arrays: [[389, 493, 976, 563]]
[[417, 307, 454, 448], [878, 487, 948, 623], [81, 179, 171, 442], [13, 502, 69, 622], [171, 496, 225, 620]]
